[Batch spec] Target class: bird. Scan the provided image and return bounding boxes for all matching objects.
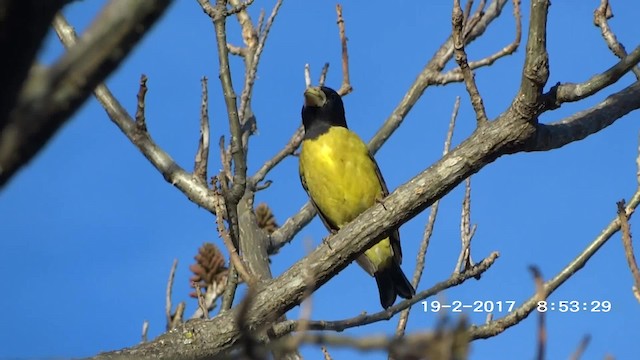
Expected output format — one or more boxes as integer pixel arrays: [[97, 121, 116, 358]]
[[298, 85, 415, 309]]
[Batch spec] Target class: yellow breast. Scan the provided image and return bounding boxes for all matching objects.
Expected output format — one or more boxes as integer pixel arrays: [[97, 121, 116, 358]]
[[299, 127, 383, 228]]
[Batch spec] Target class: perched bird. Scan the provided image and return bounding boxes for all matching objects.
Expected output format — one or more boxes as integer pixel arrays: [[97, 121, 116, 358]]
[[298, 86, 415, 309]]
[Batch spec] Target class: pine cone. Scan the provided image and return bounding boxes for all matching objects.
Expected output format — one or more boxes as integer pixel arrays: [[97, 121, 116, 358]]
[[189, 243, 227, 298], [255, 203, 278, 234]]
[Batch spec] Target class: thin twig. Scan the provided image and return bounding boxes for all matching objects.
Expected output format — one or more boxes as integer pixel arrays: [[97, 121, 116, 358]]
[[273, 252, 499, 335], [437, 0, 521, 84], [238, 0, 283, 125], [321, 347, 333, 360], [618, 199, 640, 300], [225, 0, 255, 16], [213, 193, 255, 286], [165, 259, 178, 330], [304, 64, 312, 88], [593, 0, 640, 80], [530, 266, 546, 360], [135, 75, 148, 132], [51, 13, 223, 216], [568, 335, 591, 360], [463, 0, 475, 24], [455, 178, 477, 274], [257, 8, 265, 35], [227, 43, 245, 56], [319, 63, 330, 87], [221, 264, 239, 311], [194, 77, 210, 184], [335, 4, 352, 96], [205, 0, 246, 207], [470, 188, 640, 340], [194, 282, 209, 319], [452, 0, 489, 125], [141, 320, 149, 343], [250, 126, 304, 188], [395, 96, 461, 337]]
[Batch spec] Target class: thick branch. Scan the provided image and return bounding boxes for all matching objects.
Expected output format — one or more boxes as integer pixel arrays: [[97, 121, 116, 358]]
[[0, 0, 174, 188], [548, 45, 640, 106], [515, 0, 549, 113], [529, 81, 640, 152], [0, 0, 68, 131]]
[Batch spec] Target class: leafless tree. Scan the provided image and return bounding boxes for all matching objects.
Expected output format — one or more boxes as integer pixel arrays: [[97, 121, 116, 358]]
[[2, 0, 639, 359]]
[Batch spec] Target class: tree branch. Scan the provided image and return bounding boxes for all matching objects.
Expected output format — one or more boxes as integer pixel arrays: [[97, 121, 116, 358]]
[[529, 81, 640, 152], [470, 186, 640, 340], [269, 0, 512, 252], [514, 0, 549, 115], [51, 14, 222, 215], [547, 45, 640, 107], [0, 0, 174, 188]]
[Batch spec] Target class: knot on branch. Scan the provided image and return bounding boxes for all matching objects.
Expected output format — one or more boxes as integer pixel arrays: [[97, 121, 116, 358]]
[[189, 242, 228, 298]]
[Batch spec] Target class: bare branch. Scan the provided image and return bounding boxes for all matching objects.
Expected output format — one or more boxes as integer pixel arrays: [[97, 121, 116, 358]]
[[569, 335, 591, 360], [221, 265, 239, 311], [321, 347, 332, 360], [207, 1, 247, 204], [470, 188, 640, 340], [594, 0, 640, 79], [437, 0, 522, 86], [226, 0, 255, 16], [304, 64, 312, 88], [194, 77, 211, 184], [271, 321, 469, 359], [135, 75, 148, 132], [452, 0, 489, 125], [396, 96, 460, 336], [0, 0, 173, 188], [335, 4, 352, 96], [547, 46, 640, 107], [237, 0, 283, 126], [51, 14, 222, 215], [275, 252, 499, 335], [455, 178, 477, 274], [141, 320, 149, 343], [250, 127, 304, 188], [367, 0, 509, 154], [515, 0, 549, 110], [530, 81, 640, 152], [165, 259, 179, 330], [318, 63, 330, 87], [530, 266, 546, 360], [0, 0, 67, 130], [213, 191, 255, 286], [270, 0, 513, 252], [618, 200, 640, 300]]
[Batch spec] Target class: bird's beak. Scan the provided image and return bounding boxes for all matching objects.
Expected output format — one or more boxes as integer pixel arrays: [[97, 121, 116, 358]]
[[304, 87, 326, 108]]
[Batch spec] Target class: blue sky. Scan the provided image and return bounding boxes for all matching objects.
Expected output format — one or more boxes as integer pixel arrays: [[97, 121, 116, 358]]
[[1, 1, 639, 359]]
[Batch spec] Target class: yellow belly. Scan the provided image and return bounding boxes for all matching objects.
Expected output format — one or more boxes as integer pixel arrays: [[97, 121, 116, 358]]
[[300, 126, 395, 273], [300, 127, 383, 227]]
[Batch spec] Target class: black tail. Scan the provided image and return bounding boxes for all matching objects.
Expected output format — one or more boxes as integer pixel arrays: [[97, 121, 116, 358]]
[[374, 264, 416, 309]]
